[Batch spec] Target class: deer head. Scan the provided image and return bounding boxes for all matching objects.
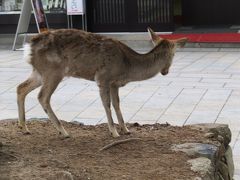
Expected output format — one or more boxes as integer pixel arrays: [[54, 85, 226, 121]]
[[147, 27, 188, 75]]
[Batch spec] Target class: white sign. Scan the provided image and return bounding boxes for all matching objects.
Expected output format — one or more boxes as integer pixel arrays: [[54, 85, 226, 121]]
[[67, 0, 85, 15]]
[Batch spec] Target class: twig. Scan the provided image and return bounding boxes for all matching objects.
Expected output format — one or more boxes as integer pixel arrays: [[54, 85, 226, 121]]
[[0, 152, 18, 160], [99, 138, 141, 151]]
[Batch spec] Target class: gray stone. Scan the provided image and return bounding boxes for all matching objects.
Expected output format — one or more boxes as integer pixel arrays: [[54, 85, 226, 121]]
[[188, 123, 231, 148], [224, 146, 234, 179], [188, 157, 214, 180], [218, 161, 231, 180], [47, 171, 74, 180], [172, 143, 218, 161], [171, 126, 234, 180], [194, 177, 202, 180]]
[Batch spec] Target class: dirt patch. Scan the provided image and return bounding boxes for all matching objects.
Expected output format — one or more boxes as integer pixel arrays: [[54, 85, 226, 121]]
[[0, 119, 208, 180]]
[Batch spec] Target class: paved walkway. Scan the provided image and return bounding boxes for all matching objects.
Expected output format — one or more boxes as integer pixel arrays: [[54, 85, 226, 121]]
[[0, 47, 240, 178]]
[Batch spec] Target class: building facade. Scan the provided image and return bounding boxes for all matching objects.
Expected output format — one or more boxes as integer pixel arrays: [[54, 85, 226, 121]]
[[0, 0, 239, 34]]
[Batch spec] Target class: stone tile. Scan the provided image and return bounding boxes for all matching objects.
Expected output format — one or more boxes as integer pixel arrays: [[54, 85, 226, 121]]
[[169, 81, 225, 88], [179, 73, 231, 79], [72, 117, 101, 125], [130, 107, 164, 122], [158, 88, 206, 125], [201, 78, 240, 84], [77, 105, 105, 119], [55, 111, 80, 122], [234, 156, 240, 175], [158, 114, 188, 126], [0, 109, 18, 120], [182, 57, 218, 72], [26, 105, 48, 119], [233, 174, 240, 180], [203, 57, 239, 73], [233, 138, 240, 156], [185, 111, 220, 124], [159, 77, 201, 83], [224, 83, 240, 89], [130, 119, 157, 125], [204, 51, 227, 58], [205, 89, 232, 100]]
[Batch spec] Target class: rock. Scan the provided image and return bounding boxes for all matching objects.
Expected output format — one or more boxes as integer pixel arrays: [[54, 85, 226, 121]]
[[204, 132, 216, 139], [194, 177, 202, 180], [224, 146, 234, 178], [217, 145, 234, 180], [172, 123, 234, 180], [39, 164, 48, 168], [188, 157, 214, 180], [71, 121, 84, 126], [188, 123, 231, 148], [171, 143, 218, 161], [0, 141, 3, 148], [47, 171, 74, 180], [218, 161, 230, 180]]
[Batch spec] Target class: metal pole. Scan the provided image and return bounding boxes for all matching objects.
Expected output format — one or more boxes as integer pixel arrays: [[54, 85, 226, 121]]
[[82, 14, 84, 30], [70, 15, 73, 28]]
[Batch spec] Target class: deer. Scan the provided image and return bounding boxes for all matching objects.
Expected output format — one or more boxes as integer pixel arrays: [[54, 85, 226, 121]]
[[17, 28, 188, 138]]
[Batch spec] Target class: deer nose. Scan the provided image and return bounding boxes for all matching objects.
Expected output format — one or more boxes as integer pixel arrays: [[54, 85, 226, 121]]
[[161, 69, 169, 76]]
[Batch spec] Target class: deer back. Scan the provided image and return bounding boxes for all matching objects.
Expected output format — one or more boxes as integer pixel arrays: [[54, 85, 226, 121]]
[[28, 29, 129, 81]]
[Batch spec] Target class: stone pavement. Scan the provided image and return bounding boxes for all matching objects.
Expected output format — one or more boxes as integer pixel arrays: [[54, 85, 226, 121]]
[[0, 47, 240, 179]]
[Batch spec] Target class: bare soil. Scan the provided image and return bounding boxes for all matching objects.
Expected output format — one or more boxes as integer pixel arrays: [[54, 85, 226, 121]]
[[0, 119, 208, 180]]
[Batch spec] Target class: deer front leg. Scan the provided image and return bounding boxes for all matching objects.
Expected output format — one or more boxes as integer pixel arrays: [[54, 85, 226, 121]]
[[17, 70, 42, 134], [110, 85, 130, 134], [38, 75, 69, 138], [99, 85, 120, 138]]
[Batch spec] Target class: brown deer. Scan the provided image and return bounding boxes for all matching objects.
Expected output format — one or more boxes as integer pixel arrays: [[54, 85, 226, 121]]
[[17, 28, 187, 138]]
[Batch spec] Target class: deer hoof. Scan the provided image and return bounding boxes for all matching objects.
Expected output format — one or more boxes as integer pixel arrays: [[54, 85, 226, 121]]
[[18, 124, 31, 135], [23, 131, 31, 135], [121, 126, 130, 135], [111, 129, 120, 138], [63, 134, 70, 138], [58, 126, 70, 138], [59, 131, 70, 138]]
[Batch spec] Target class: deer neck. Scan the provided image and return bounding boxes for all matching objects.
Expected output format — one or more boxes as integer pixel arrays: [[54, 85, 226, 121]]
[[126, 50, 164, 82]]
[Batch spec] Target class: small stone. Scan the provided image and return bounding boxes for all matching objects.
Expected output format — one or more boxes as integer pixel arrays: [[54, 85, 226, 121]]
[[204, 132, 215, 138], [47, 171, 74, 180], [0, 141, 3, 147], [132, 122, 140, 127], [193, 177, 202, 180], [71, 121, 84, 126], [39, 164, 48, 168], [188, 157, 214, 178], [54, 171, 74, 180], [217, 135, 224, 143]]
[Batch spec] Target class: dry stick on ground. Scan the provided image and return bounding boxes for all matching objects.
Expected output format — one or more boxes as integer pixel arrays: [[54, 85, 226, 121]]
[[0, 152, 18, 160], [99, 138, 141, 151]]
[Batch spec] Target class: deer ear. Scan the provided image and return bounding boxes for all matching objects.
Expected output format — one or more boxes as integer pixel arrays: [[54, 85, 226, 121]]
[[172, 37, 188, 48], [147, 27, 163, 45]]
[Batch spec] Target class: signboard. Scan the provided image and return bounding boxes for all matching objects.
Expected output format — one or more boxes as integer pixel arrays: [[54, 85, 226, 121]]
[[31, 0, 48, 32], [67, 0, 85, 15], [12, 0, 49, 50]]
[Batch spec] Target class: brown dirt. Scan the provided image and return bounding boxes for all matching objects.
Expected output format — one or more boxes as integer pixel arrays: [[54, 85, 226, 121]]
[[0, 119, 208, 180]]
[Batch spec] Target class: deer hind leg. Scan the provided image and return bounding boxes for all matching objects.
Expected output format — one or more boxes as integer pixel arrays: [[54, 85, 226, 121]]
[[17, 69, 42, 134], [98, 84, 120, 138], [110, 85, 130, 134], [38, 75, 69, 138]]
